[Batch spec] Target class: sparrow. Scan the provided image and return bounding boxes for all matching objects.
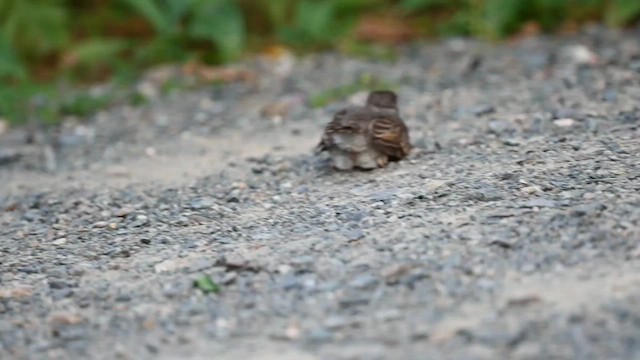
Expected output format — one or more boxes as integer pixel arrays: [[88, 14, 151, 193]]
[[315, 90, 411, 170]]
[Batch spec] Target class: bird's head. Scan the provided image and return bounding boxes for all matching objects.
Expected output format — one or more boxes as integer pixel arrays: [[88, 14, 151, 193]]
[[366, 90, 398, 114]]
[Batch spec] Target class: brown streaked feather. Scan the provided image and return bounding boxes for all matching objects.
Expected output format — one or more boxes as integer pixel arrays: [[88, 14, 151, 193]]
[[316, 109, 348, 152], [369, 116, 411, 160], [317, 104, 411, 162]]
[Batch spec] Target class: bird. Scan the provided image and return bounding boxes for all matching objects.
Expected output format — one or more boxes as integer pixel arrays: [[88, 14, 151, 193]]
[[315, 90, 412, 170]]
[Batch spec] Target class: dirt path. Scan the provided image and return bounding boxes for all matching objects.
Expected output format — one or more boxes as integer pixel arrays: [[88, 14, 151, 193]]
[[1, 27, 640, 360]]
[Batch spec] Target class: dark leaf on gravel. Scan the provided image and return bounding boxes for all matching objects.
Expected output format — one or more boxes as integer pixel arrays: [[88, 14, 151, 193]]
[[489, 239, 517, 249], [472, 104, 495, 117], [194, 275, 220, 294]]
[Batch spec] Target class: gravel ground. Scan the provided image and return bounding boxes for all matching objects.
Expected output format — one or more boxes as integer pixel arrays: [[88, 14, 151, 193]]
[[1, 25, 640, 360]]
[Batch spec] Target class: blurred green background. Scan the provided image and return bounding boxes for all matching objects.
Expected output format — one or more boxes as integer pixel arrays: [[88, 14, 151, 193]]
[[1, 0, 640, 125]]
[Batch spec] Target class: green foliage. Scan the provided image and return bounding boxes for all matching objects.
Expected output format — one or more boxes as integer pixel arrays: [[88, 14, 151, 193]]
[[122, 0, 191, 35], [120, 0, 246, 63], [0, 83, 38, 124], [194, 275, 221, 294], [188, 0, 246, 62], [1, 0, 640, 125], [607, 0, 640, 26], [277, 0, 380, 47], [59, 93, 113, 117], [0, 38, 27, 82], [400, 0, 455, 12], [0, 0, 69, 58]]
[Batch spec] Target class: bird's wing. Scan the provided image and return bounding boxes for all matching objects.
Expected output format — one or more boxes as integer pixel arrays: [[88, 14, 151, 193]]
[[369, 115, 411, 160], [315, 108, 363, 152]]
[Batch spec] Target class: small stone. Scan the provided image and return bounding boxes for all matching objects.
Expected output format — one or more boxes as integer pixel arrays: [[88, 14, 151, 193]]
[[52, 238, 67, 246], [279, 274, 303, 291], [49, 280, 71, 289], [284, 322, 302, 340], [50, 313, 84, 325], [290, 256, 314, 271], [571, 203, 606, 217], [565, 44, 598, 65], [0, 149, 22, 166], [304, 328, 333, 344], [552, 107, 584, 120], [145, 342, 159, 354], [154, 258, 190, 273], [115, 207, 134, 217], [339, 296, 370, 308], [343, 228, 364, 241], [92, 221, 108, 228], [503, 138, 521, 146], [222, 253, 248, 269], [369, 189, 397, 202], [374, 308, 402, 322], [0, 286, 34, 299], [222, 271, 237, 285], [324, 316, 352, 330], [505, 294, 543, 307], [488, 120, 513, 135], [131, 215, 149, 227], [520, 198, 556, 208], [190, 197, 215, 210], [553, 118, 575, 127], [474, 187, 504, 201], [472, 104, 495, 117], [115, 294, 132, 302], [602, 89, 618, 102], [425, 180, 447, 191], [520, 185, 542, 194], [106, 165, 130, 177], [349, 274, 379, 289], [381, 263, 414, 284]]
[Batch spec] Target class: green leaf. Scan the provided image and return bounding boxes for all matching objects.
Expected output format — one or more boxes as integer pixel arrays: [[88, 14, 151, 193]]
[[188, 0, 246, 62], [60, 93, 112, 117], [400, 0, 451, 12], [478, 0, 527, 39], [295, 0, 336, 41], [0, 82, 54, 125], [120, 0, 171, 34], [164, 0, 196, 28], [134, 37, 188, 64], [280, 0, 358, 46], [607, 0, 640, 26], [264, 0, 293, 29], [0, 0, 69, 56], [0, 37, 27, 82], [72, 38, 129, 66], [194, 275, 221, 294], [333, 0, 382, 14]]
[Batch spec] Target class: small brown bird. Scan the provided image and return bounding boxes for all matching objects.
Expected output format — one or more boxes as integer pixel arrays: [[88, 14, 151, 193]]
[[316, 90, 412, 170]]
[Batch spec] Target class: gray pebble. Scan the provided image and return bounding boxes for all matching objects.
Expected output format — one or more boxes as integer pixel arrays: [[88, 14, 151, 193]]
[[520, 198, 557, 208]]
